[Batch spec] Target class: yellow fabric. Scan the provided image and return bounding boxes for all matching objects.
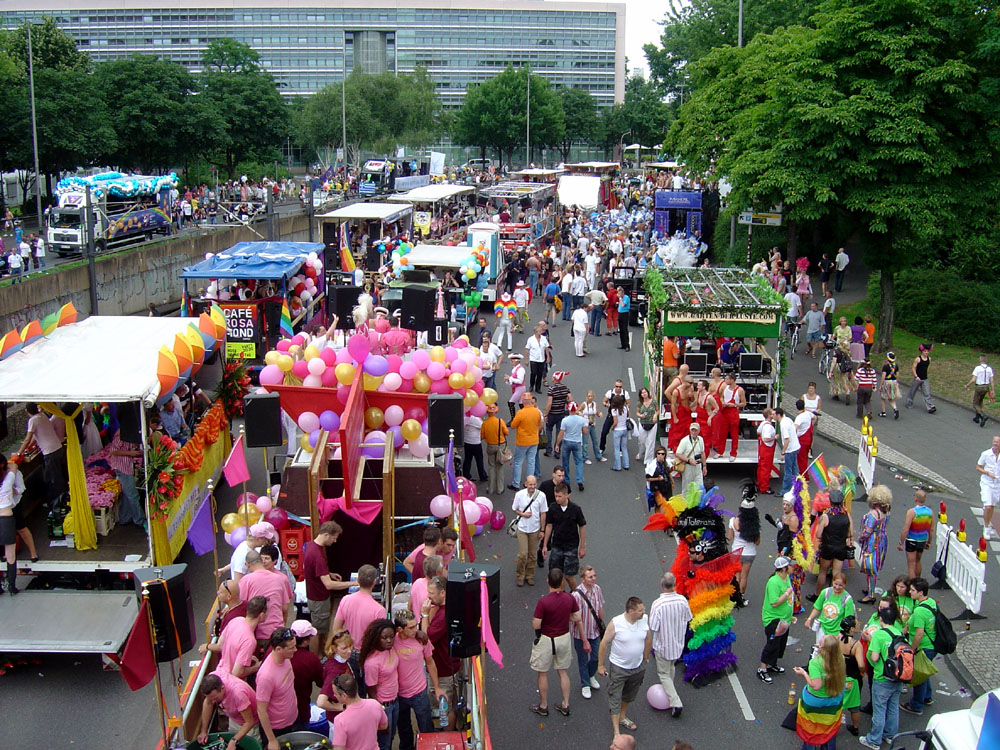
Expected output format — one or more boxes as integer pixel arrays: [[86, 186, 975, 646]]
[[152, 517, 172, 566], [41, 402, 96, 551]]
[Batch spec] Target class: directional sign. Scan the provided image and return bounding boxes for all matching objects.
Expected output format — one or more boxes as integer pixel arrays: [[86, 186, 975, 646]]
[[738, 212, 783, 226]]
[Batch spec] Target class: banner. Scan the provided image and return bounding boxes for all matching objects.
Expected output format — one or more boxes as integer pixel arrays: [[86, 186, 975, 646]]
[[220, 303, 259, 360]]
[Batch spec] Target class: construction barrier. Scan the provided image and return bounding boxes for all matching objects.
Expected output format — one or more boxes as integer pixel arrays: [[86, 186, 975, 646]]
[[936, 523, 987, 617]]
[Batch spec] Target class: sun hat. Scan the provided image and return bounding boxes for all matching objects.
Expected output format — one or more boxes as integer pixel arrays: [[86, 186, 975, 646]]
[[290, 620, 317, 638], [552, 371, 569, 383], [249, 521, 277, 541]]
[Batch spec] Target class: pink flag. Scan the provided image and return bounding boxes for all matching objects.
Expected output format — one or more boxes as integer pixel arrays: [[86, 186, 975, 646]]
[[222, 434, 251, 486], [480, 575, 504, 667]]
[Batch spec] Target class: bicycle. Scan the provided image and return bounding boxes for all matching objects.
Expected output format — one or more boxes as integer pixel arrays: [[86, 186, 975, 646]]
[[818, 339, 835, 376], [785, 319, 800, 360]]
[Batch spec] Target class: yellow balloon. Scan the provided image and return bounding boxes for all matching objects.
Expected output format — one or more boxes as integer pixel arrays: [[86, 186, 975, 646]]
[[463, 371, 476, 388], [264, 350, 279, 366], [277, 354, 294, 372], [335, 363, 356, 386], [429, 346, 446, 363], [481, 387, 498, 406], [243, 504, 262, 524], [467, 523, 477, 537], [304, 345, 320, 361], [288, 344, 301, 356], [413, 373, 431, 393], [363, 373, 384, 391], [463, 391, 479, 408], [400, 419, 422, 442], [448, 372, 465, 390], [365, 407, 384, 429], [220, 512, 242, 533], [300, 433, 314, 452]]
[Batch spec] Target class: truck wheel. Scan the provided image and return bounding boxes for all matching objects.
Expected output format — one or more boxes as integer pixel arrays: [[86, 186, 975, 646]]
[[96, 240, 107, 254]]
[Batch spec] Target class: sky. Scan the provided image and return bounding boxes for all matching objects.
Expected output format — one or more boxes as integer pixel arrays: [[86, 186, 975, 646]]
[[571, 0, 668, 76]]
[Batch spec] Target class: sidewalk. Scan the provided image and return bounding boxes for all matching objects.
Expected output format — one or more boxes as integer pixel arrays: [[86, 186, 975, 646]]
[[951, 629, 1000, 694]]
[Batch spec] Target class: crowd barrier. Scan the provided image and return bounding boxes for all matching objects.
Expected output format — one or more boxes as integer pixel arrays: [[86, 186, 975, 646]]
[[935, 522, 987, 618]]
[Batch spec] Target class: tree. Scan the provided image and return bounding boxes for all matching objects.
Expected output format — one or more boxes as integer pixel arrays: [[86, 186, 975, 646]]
[[0, 17, 90, 73], [555, 88, 600, 162], [596, 75, 672, 159], [201, 37, 261, 74]]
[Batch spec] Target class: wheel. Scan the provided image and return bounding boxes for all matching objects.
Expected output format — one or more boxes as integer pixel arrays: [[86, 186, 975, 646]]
[[789, 333, 796, 360]]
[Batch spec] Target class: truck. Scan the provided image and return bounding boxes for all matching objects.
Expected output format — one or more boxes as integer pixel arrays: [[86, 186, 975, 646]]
[[47, 171, 176, 256], [358, 157, 431, 197]]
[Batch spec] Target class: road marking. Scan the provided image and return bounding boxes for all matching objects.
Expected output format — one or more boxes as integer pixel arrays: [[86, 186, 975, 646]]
[[972, 507, 984, 517], [728, 671, 756, 721], [628, 367, 636, 392]]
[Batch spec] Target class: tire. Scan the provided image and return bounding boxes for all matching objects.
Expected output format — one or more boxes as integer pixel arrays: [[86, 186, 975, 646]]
[[95, 240, 107, 254]]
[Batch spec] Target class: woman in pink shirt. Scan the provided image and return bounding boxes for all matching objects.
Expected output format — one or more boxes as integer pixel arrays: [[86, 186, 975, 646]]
[[392, 611, 444, 750], [360, 619, 399, 750]]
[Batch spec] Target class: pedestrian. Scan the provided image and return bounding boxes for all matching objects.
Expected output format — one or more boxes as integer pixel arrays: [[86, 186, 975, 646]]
[[828, 341, 855, 405], [860, 597, 904, 750], [673, 422, 706, 492], [19, 402, 68, 508], [609, 394, 631, 472], [505, 353, 526, 420], [238, 550, 293, 642], [360, 618, 399, 750], [581, 390, 605, 464], [617, 287, 631, 350], [605, 285, 620, 335], [479, 330, 503, 390], [900, 577, 939, 716], [555, 402, 589, 491], [600, 380, 631, 454], [571, 565, 606, 700], [560, 268, 575, 321], [863, 315, 875, 358], [803, 302, 826, 358], [509, 392, 543, 490], [420, 575, 460, 729], [648, 572, 692, 718], [809, 483, 853, 601], [526, 325, 550, 393], [905, 344, 936, 413], [756, 408, 778, 495], [854, 358, 878, 419], [288, 620, 324, 732], [201, 595, 266, 679], [257, 628, 300, 748], [792, 634, 846, 750], [822, 290, 836, 336], [596, 596, 651, 737], [331, 564, 387, 645], [512, 476, 547, 587], [977, 435, 1000, 540], [776, 407, 800, 495], [513, 280, 530, 333], [897, 489, 934, 579], [544, 370, 572, 456], [834, 247, 849, 292], [838, 616, 865, 736], [662, 335, 681, 383], [634, 387, 658, 465], [713, 373, 745, 461], [586, 288, 608, 335], [611, 736, 637, 750], [493, 291, 515, 351], [529, 567, 582, 718], [197, 671, 259, 748], [481, 404, 509, 495], [572, 303, 590, 357], [729, 489, 760, 606], [403, 527, 456, 580], [758, 556, 794, 683], [34, 235, 46, 268], [818, 253, 834, 295], [794, 399, 815, 474], [541, 482, 587, 590], [544, 275, 561, 327], [966, 353, 995, 427], [302, 521, 347, 653], [330, 673, 389, 750], [317, 630, 361, 720], [7, 245, 23, 281], [878, 351, 901, 419], [392, 610, 442, 750], [804, 572, 855, 648], [462, 408, 488, 482], [857, 485, 892, 604]]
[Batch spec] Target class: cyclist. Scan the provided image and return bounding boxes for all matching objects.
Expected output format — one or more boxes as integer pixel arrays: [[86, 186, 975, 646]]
[[783, 288, 802, 351], [802, 302, 826, 358]]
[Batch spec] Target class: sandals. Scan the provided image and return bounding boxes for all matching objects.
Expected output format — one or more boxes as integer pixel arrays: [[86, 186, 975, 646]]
[[554, 703, 571, 716], [530, 704, 549, 717], [859, 596, 876, 605], [619, 717, 637, 730]]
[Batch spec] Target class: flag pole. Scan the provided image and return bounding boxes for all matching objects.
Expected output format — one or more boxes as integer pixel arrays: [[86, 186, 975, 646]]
[[142, 583, 169, 747], [801, 451, 825, 480], [239, 425, 250, 530], [448, 431, 461, 562], [207, 478, 220, 596]]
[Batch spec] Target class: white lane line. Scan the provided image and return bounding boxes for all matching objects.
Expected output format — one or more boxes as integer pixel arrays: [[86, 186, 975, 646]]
[[972, 507, 984, 517], [628, 367, 636, 392], [728, 671, 756, 721]]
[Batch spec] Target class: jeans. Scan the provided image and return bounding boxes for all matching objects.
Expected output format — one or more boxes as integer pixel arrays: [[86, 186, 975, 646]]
[[545, 413, 565, 452], [116, 470, 144, 525], [802, 740, 835, 750], [910, 649, 936, 712], [589, 306, 603, 335], [834, 269, 845, 292], [561, 440, 584, 484], [512, 444, 539, 487], [573, 635, 601, 687], [866, 679, 902, 746], [528, 269, 539, 292], [583, 422, 602, 461], [483, 373, 496, 390], [561, 292, 573, 320], [782, 450, 799, 494], [905, 379, 935, 410], [397, 691, 433, 750], [612, 430, 630, 470], [376, 699, 399, 750]]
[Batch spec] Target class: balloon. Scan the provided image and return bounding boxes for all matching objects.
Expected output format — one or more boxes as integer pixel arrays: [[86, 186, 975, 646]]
[[411, 349, 430, 370], [364, 407, 384, 429], [229, 525, 247, 547], [277, 354, 294, 372], [429, 346, 446, 362], [481, 387, 498, 405], [242, 504, 262, 524], [255, 496, 273, 514], [307, 357, 326, 376], [383, 372, 403, 391], [646, 684, 671, 710], [298, 411, 320, 433], [404, 406, 426, 423], [398, 378, 414, 393], [321, 368, 338, 387], [308, 429, 321, 448], [448, 372, 465, 390], [259, 364, 284, 386], [362, 431, 386, 458], [462, 371, 476, 388], [413, 373, 431, 393], [335, 348, 354, 365], [363, 355, 389, 377], [387, 425, 404, 448], [320, 348, 338, 366], [383, 405, 404, 427], [304, 345, 320, 361], [408, 434, 431, 458], [336, 385, 351, 405], [348, 334, 371, 361], [461, 479, 478, 501], [490, 510, 506, 530], [476, 497, 494, 514], [430, 379, 451, 395], [319, 410, 340, 432], [291, 334, 306, 347], [220, 512, 242, 533], [300, 433, 314, 452], [265, 507, 290, 531], [292, 360, 310, 379], [463, 391, 479, 408], [362, 374, 384, 391], [450, 358, 467, 374], [454, 338, 468, 349], [461, 500, 480, 523], [400, 419, 422, 442], [430, 494, 453, 518], [470, 400, 487, 417], [335, 363, 356, 385], [474, 524, 485, 536], [302, 373, 323, 388], [236, 492, 257, 508], [264, 350, 279, 366], [426, 361, 446, 381], [386, 354, 403, 373], [444, 346, 458, 363], [475, 502, 491, 525], [399, 361, 418, 380], [223, 531, 232, 545]]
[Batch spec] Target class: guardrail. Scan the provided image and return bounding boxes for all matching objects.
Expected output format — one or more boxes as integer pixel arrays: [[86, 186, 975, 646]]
[[935, 522, 987, 618]]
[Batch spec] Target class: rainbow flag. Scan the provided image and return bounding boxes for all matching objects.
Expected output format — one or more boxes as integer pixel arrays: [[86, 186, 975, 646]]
[[808, 453, 830, 490], [339, 221, 356, 272], [279, 298, 294, 338]]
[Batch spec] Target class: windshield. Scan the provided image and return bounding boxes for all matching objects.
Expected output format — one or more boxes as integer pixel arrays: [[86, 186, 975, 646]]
[[51, 210, 81, 228]]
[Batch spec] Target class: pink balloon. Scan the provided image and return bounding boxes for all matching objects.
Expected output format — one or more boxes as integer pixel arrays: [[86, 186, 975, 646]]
[[476, 497, 494, 514], [307, 357, 326, 376], [646, 684, 671, 710], [472, 381, 484, 395], [426, 361, 446, 381], [460, 479, 477, 501], [430, 379, 451, 394], [460, 499, 479, 523], [476, 502, 491, 525], [291, 334, 306, 347], [292, 360, 309, 379], [236, 492, 257, 508], [430, 494, 453, 518], [229, 525, 247, 547], [470, 366, 482, 382], [383, 372, 402, 391], [348, 334, 371, 361], [399, 361, 418, 380], [302, 373, 323, 388], [259, 364, 284, 386], [385, 354, 403, 373], [335, 348, 354, 365], [454, 338, 468, 349], [450, 358, 467, 374], [275, 340, 290, 352], [321, 368, 339, 387], [470, 400, 487, 417], [444, 346, 458, 362], [408, 434, 430, 458], [489, 510, 506, 530], [265, 507, 290, 531], [397, 378, 414, 393], [298, 411, 320, 433], [411, 349, 430, 370], [224, 531, 232, 545], [255, 496, 273, 514], [404, 406, 426, 423], [320, 347, 338, 366], [383, 405, 404, 427]]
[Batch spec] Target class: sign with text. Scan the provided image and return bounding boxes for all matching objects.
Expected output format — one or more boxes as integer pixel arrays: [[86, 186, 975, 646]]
[[666, 310, 777, 325], [655, 190, 703, 210], [221, 303, 259, 360]]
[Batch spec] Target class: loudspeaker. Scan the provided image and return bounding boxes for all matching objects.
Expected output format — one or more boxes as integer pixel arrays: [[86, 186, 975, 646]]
[[244, 392, 282, 447], [428, 394, 464, 448], [519, 196, 532, 210], [133, 564, 196, 662], [329, 285, 360, 330], [119, 401, 142, 444], [428, 318, 449, 346], [322, 223, 339, 249], [401, 285, 435, 331], [446, 561, 500, 659], [366, 245, 380, 270]]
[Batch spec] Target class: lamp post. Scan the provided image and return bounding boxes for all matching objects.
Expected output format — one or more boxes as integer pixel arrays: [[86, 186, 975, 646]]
[[618, 129, 631, 167], [26, 22, 43, 234], [342, 31, 348, 169], [730, 1, 745, 252], [525, 68, 531, 169]]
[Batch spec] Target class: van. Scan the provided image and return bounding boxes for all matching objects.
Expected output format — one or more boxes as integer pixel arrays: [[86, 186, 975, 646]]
[[462, 158, 493, 171], [891, 687, 1000, 750]]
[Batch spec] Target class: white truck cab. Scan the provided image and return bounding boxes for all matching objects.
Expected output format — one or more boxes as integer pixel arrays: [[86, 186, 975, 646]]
[[892, 688, 1000, 750]]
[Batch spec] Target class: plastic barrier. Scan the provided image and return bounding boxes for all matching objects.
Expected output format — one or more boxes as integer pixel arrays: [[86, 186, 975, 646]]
[[936, 523, 987, 617]]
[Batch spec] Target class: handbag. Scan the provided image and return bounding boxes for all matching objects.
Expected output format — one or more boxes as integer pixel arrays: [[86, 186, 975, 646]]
[[930, 534, 950, 580], [500, 441, 513, 463], [909, 649, 938, 686], [578, 587, 606, 638], [508, 489, 539, 537]]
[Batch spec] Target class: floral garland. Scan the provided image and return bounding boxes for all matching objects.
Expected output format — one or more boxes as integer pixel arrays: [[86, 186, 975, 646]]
[[174, 401, 226, 474], [145, 432, 184, 522], [214, 360, 252, 419]]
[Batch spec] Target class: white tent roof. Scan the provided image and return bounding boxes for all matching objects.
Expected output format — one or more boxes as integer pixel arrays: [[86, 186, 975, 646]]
[[405, 245, 475, 269], [317, 203, 413, 222], [0, 316, 199, 403], [387, 184, 474, 203], [558, 174, 601, 209]]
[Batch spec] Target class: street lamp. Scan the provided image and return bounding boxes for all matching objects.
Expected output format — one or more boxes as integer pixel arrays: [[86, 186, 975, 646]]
[[619, 129, 632, 167], [26, 22, 43, 233]]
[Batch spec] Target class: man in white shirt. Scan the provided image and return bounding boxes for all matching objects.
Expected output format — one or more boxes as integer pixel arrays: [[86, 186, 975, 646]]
[[584, 287, 608, 336], [511, 475, 547, 586], [479, 331, 503, 390], [462, 414, 487, 481], [19, 402, 67, 504], [34, 236, 46, 268], [822, 290, 836, 335], [7, 247, 23, 281], [571, 304, 590, 358], [976, 436, 1000, 540], [783, 290, 802, 324], [513, 281, 530, 333], [584, 250, 599, 290], [756, 408, 778, 495], [777, 407, 801, 495], [577, 236, 590, 256], [648, 573, 692, 718], [966, 353, 995, 427], [525, 325, 550, 393], [19, 239, 32, 271], [834, 247, 850, 292], [560, 271, 575, 321], [570, 273, 588, 313], [608, 235, 623, 258], [597, 596, 651, 738]]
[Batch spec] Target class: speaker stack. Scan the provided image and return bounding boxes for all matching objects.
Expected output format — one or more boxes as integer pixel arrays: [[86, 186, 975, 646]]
[[428, 394, 464, 448], [244, 392, 283, 447], [132, 564, 197, 662], [328, 285, 360, 330], [401, 285, 436, 331], [446, 561, 500, 659]]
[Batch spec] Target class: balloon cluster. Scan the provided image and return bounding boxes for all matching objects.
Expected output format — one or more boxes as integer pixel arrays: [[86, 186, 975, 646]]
[[290, 251, 324, 306], [219, 487, 287, 547], [388, 239, 414, 277], [459, 242, 488, 282], [428, 481, 505, 536], [56, 171, 178, 199]]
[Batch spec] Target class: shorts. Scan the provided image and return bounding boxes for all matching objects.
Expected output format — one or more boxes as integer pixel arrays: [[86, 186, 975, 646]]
[[0, 515, 14, 545], [807, 330, 822, 342], [13, 504, 26, 531], [981, 483, 1000, 508], [530, 632, 573, 672], [820, 545, 850, 562], [548, 547, 580, 577], [429, 672, 458, 708], [307, 597, 332, 633], [606, 661, 646, 714], [905, 539, 927, 554]]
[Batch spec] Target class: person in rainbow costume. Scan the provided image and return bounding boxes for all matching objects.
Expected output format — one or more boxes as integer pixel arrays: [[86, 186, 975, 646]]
[[644, 481, 743, 686], [493, 292, 517, 351]]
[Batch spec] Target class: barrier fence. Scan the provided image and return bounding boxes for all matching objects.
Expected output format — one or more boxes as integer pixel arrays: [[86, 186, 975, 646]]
[[935, 522, 987, 618]]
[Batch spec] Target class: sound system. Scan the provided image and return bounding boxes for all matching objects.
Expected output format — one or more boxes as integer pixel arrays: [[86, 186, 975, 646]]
[[133, 564, 196, 662], [366, 245, 381, 270], [322, 223, 339, 251], [428, 318, 449, 346], [401, 285, 436, 331], [244, 392, 283, 447], [119, 401, 142, 444], [446, 561, 500, 658], [328, 285, 360, 330], [428, 394, 464, 448]]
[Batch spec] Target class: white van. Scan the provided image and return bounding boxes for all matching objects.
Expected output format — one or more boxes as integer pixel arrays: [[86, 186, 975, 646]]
[[462, 158, 493, 171], [891, 687, 1000, 750]]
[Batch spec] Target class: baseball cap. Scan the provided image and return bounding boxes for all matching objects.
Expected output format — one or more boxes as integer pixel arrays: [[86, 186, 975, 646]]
[[249, 521, 277, 541], [290, 619, 317, 638], [774, 556, 792, 569], [552, 371, 569, 383]]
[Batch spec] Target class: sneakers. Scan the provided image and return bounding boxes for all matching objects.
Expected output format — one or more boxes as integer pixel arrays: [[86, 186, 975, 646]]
[[589, 676, 601, 689], [894, 409, 899, 420], [859, 737, 881, 750], [585, 459, 593, 465], [600, 456, 608, 462], [982, 416, 989, 429], [757, 669, 773, 684], [985, 527, 993, 541], [928, 406, 937, 413], [878, 412, 887, 417], [728, 455, 736, 462], [578, 483, 585, 491], [766, 665, 784, 674], [900, 702, 923, 716], [581, 686, 592, 700]]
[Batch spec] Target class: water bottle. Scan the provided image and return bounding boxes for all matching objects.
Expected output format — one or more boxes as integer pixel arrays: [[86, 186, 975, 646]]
[[438, 694, 449, 728]]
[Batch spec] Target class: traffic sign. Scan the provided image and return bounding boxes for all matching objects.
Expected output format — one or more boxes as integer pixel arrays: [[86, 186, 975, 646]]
[[738, 212, 782, 226]]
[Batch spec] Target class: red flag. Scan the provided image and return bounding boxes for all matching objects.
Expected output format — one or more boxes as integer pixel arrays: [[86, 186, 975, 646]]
[[222, 434, 251, 486], [120, 599, 157, 690]]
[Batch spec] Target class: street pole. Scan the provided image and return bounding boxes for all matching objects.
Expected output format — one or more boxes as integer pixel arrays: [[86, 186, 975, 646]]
[[525, 70, 530, 169], [342, 32, 348, 169], [738, 0, 744, 47], [26, 22, 43, 233], [84, 188, 98, 315], [731, 1, 743, 252]]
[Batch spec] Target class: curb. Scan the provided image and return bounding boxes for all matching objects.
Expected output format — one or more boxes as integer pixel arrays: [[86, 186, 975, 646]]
[[945, 651, 985, 697]]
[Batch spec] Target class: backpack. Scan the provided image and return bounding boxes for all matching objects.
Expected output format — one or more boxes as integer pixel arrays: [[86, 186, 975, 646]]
[[882, 630, 915, 682], [918, 602, 957, 655], [838, 354, 854, 373]]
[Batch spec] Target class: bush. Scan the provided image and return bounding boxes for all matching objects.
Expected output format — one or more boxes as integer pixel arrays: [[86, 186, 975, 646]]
[[868, 268, 1000, 351]]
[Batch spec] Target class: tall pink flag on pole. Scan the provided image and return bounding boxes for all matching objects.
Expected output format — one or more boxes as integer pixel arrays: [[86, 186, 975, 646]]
[[222, 434, 251, 486], [480, 573, 504, 667]]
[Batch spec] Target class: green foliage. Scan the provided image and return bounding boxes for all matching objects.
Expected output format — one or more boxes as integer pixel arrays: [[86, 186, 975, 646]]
[[0, 17, 90, 73], [556, 88, 600, 161], [201, 38, 261, 73], [600, 75, 672, 154]]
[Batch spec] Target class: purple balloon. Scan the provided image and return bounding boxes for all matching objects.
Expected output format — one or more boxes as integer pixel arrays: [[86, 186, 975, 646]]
[[319, 410, 340, 432], [489, 510, 506, 530], [361, 430, 386, 458], [229, 525, 247, 547], [363, 354, 389, 377], [308, 429, 321, 448], [387, 425, 405, 448]]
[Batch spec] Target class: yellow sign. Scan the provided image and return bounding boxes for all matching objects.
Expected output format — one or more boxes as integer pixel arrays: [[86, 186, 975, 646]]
[[667, 311, 776, 324], [226, 341, 256, 359], [415, 211, 431, 236]]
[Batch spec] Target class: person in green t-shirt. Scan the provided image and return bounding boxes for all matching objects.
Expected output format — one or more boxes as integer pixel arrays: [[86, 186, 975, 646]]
[[902, 577, 937, 715], [889, 575, 915, 627], [862, 597, 904, 749], [757, 556, 795, 684], [804, 572, 856, 646]]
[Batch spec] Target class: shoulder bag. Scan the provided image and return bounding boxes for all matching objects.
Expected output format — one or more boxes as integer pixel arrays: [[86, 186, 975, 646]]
[[578, 587, 606, 638], [508, 489, 539, 537]]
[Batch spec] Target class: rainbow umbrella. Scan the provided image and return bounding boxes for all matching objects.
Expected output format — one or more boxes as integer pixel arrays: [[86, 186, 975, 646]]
[[0, 330, 23, 360], [209, 304, 227, 341], [156, 346, 179, 407], [20, 320, 43, 346], [40, 311, 59, 336], [57, 302, 78, 327], [197, 313, 217, 353], [185, 324, 205, 374], [173, 333, 193, 380]]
